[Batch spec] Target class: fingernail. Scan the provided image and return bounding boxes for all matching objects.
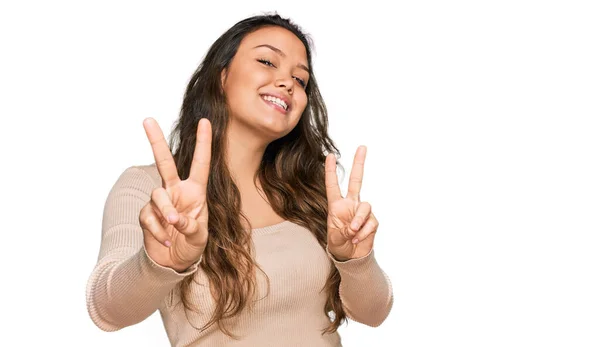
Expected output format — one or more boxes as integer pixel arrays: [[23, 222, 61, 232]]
[[351, 222, 359, 230], [165, 240, 171, 247], [168, 214, 177, 223], [352, 238, 359, 244]]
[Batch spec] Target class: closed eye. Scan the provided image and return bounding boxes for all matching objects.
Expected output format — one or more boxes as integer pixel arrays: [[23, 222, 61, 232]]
[[258, 59, 307, 89], [294, 77, 306, 88], [257, 58, 275, 67]]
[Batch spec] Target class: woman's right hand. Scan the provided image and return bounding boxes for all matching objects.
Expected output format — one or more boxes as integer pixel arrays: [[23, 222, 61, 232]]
[[139, 117, 212, 273]]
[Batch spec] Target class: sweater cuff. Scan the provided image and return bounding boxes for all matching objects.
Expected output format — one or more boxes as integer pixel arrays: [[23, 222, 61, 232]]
[[326, 246, 375, 272], [140, 244, 202, 279]]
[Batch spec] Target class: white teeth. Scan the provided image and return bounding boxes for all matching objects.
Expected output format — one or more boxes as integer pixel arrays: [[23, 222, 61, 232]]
[[262, 95, 288, 110]]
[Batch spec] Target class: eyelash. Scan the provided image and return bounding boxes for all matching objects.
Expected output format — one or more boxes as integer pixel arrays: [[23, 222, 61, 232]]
[[257, 59, 307, 89]]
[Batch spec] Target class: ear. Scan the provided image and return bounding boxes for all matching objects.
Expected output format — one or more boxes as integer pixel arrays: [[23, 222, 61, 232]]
[[220, 68, 228, 90]]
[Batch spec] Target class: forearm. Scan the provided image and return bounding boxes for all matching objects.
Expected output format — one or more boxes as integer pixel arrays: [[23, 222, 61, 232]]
[[86, 244, 201, 331], [326, 247, 394, 327]]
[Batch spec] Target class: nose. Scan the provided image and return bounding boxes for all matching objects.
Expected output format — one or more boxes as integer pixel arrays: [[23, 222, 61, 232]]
[[275, 76, 294, 94]]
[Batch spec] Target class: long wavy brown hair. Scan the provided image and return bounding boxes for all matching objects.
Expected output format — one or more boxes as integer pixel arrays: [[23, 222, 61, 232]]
[[167, 13, 347, 337]]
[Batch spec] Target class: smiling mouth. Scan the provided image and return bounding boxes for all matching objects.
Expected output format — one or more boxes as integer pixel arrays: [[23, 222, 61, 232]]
[[260, 94, 289, 112]]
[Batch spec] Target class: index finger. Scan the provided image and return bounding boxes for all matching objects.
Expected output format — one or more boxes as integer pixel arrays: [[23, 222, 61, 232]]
[[325, 153, 342, 204], [347, 146, 367, 201], [143, 117, 181, 188], [188, 118, 212, 187]]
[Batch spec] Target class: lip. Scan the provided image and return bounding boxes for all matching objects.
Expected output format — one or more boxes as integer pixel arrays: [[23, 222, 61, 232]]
[[260, 92, 292, 114]]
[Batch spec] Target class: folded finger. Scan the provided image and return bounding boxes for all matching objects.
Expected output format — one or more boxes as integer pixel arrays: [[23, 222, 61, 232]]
[[350, 202, 372, 232], [140, 204, 171, 247], [171, 213, 197, 236], [352, 213, 378, 244], [173, 214, 207, 247], [151, 188, 178, 224]]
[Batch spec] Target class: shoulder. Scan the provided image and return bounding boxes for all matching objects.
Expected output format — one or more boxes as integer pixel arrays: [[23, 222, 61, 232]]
[[112, 163, 161, 193], [131, 163, 161, 187]]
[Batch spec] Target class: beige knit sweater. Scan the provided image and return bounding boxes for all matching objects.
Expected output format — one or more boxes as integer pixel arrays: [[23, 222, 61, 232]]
[[86, 164, 394, 346]]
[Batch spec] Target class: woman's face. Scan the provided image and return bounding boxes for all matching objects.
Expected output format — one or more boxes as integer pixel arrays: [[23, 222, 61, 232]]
[[221, 26, 310, 138]]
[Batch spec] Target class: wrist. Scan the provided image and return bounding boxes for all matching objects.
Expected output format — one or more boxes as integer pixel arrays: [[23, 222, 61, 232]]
[[172, 264, 192, 273], [172, 254, 203, 273], [332, 253, 351, 262], [326, 245, 351, 262]]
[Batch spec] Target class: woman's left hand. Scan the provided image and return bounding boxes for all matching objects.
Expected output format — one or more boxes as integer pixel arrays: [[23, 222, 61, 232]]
[[325, 146, 379, 261]]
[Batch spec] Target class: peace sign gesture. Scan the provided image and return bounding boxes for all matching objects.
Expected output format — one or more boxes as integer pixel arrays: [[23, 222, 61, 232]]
[[325, 146, 379, 261], [139, 117, 212, 272]]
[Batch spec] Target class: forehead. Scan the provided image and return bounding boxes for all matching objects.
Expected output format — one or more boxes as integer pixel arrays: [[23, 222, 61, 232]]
[[238, 26, 308, 63]]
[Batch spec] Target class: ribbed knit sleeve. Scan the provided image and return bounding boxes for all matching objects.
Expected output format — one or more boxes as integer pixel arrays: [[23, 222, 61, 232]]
[[86, 166, 202, 332], [326, 247, 394, 327]]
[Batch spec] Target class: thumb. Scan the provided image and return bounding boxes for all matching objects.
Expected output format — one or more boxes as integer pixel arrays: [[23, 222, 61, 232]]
[[328, 227, 349, 247], [173, 214, 208, 247], [171, 213, 199, 236]]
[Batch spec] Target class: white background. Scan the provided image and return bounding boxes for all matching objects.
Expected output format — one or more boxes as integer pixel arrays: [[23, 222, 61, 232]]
[[1, 0, 599, 346]]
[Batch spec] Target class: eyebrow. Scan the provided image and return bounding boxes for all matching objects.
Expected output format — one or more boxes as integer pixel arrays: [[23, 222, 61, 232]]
[[253, 44, 310, 73]]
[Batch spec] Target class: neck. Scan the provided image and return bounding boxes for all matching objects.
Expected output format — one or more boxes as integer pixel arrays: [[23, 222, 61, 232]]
[[225, 120, 270, 190]]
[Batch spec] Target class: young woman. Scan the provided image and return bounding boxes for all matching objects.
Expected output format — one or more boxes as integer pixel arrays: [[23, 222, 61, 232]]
[[86, 13, 393, 346]]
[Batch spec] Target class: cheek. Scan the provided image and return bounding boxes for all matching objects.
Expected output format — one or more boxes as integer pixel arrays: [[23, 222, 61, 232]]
[[227, 65, 268, 94], [296, 94, 308, 113], [244, 67, 271, 88]]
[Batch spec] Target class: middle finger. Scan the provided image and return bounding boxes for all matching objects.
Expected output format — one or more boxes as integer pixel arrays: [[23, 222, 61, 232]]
[[188, 118, 212, 188], [347, 146, 367, 201], [143, 117, 181, 188]]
